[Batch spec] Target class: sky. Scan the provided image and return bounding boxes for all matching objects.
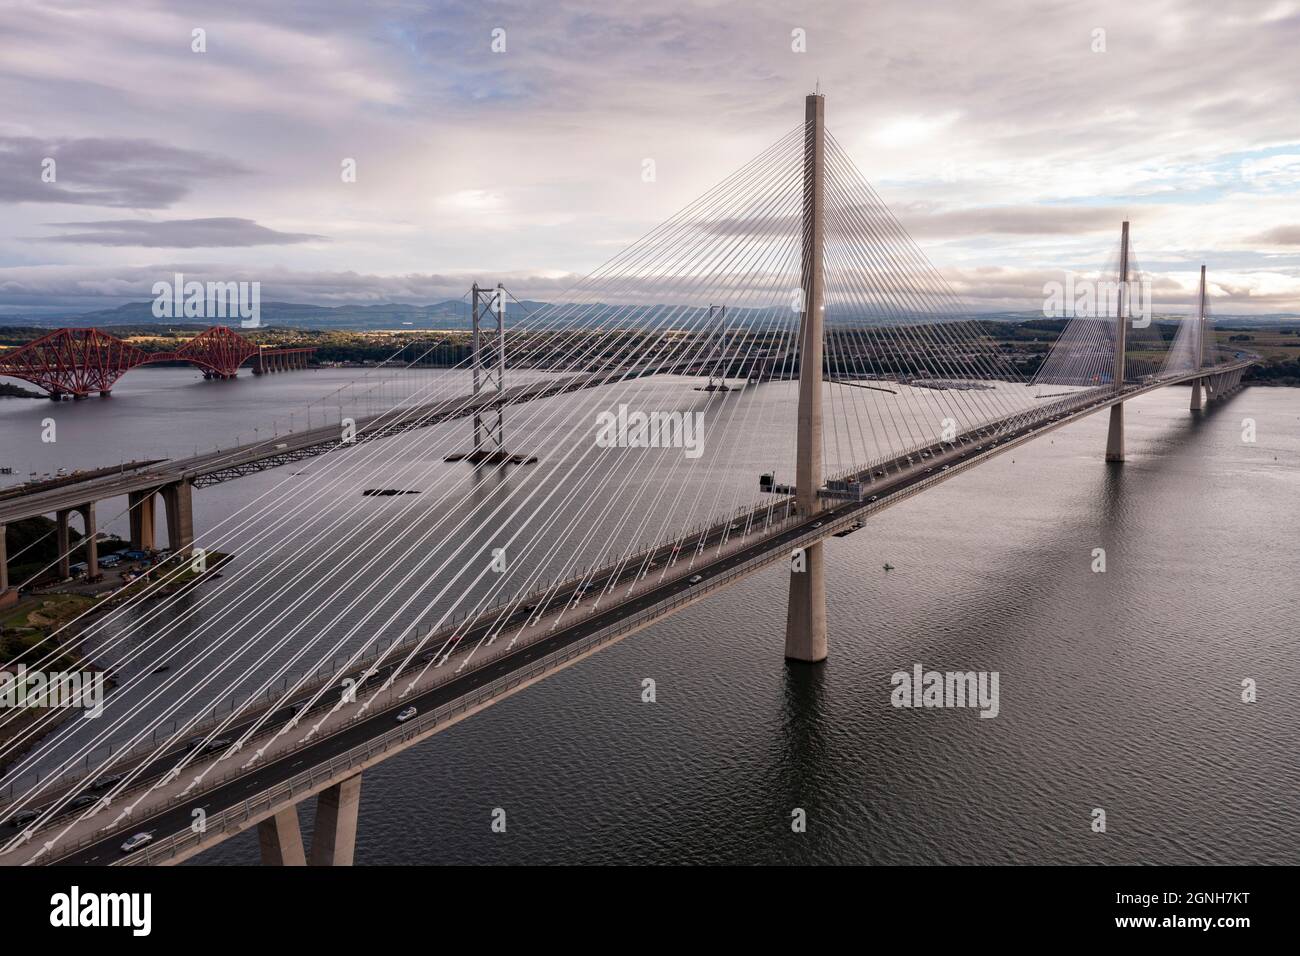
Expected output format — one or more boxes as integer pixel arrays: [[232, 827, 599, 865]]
[[1, 0, 1299, 317]]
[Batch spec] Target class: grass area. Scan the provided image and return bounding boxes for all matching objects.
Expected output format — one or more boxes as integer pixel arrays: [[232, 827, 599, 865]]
[[1215, 327, 1300, 361], [1, 593, 96, 668]]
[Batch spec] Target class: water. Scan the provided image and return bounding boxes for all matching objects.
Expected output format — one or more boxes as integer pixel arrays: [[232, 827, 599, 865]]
[[2, 367, 1297, 864]]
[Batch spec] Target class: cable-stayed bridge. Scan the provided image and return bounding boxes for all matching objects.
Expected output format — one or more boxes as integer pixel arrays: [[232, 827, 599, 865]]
[[0, 94, 1256, 866]]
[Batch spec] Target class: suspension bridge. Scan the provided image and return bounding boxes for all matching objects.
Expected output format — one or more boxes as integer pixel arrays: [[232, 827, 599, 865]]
[[0, 94, 1255, 866]]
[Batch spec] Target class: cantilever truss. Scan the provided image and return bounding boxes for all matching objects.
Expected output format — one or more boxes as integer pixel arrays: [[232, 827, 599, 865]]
[[0, 325, 308, 397]]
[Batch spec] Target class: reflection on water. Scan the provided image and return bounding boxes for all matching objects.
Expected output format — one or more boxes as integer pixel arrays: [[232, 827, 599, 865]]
[[2, 368, 1297, 864]]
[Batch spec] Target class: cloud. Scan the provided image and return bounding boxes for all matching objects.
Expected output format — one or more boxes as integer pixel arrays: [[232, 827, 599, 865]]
[[894, 204, 1135, 239], [0, 263, 578, 312], [2, 0, 1300, 314], [1247, 224, 1300, 245], [0, 136, 247, 208], [3, 259, 1299, 316], [36, 218, 326, 248]]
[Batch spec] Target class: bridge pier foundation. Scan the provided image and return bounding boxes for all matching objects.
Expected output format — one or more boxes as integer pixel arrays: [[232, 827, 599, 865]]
[[1189, 378, 1205, 410], [310, 773, 363, 866], [258, 806, 307, 865], [77, 502, 98, 580], [0, 523, 14, 608], [55, 509, 71, 578], [785, 540, 827, 662], [129, 490, 157, 551], [162, 480, 194, 555], [1105, 404, 1125, 461]]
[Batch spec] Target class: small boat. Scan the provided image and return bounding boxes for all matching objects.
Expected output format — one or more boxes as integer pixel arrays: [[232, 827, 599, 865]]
[[883, 563, 895, 571]]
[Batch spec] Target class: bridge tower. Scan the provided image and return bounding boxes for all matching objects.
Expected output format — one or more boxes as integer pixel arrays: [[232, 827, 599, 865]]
[[704, 304, 731, 391], [472, 282, 505, 455], [785, 91, 828, 663], [445, 283, 537, 466], [1105, 220, 1130, 462], [1190, 264, 1208, 410]]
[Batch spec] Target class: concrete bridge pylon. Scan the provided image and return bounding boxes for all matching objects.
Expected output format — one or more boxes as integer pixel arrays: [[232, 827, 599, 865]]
[[1105, 220, 1130, 462], [1190, 265, 1209, 411], [785, 91, 828, 664]]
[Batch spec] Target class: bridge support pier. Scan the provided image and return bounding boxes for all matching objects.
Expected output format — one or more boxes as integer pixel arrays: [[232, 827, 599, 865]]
[[129, 490, 157, 551], [77, 503, 98, 580], [786, 541, 827, 662], [1105, 404, 1125, 462], [55, 509, 71, 578], [1189, 378, 1205, 410], [310, 773, 363, 866], [162, 480, 194, 555], [258, 806, 307, 865], [0, 523, 14, 608]]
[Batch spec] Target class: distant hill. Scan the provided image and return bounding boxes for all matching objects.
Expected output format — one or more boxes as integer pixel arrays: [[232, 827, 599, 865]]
[[3, 301, 1297, 332], [6, 299, 549, 331]]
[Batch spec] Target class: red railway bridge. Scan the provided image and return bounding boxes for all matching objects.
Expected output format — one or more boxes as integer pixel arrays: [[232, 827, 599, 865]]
[[0, 326, 315, 399]]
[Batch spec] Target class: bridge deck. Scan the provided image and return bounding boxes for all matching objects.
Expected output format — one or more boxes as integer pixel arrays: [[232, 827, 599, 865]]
[[0, 358, 1252, 865], [0, 364, 670, 525]]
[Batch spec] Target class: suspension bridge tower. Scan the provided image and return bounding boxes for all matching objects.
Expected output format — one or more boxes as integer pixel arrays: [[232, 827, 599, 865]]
[[785, 91, 828, 663], [445, 282, 537, 466]]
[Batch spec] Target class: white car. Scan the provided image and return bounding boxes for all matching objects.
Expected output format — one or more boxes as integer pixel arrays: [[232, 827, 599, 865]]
[[120, 832, 153, 854], [396, 706, 418, 723], [688, 574, 703, 584]]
